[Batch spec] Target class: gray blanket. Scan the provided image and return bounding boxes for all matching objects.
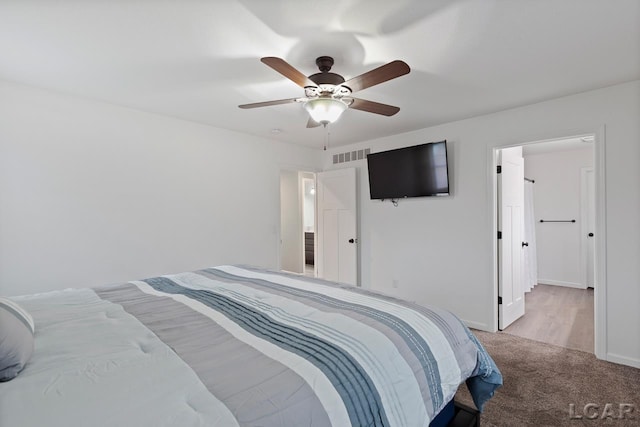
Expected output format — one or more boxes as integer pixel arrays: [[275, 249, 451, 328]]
[[0, 265, 501, 426]]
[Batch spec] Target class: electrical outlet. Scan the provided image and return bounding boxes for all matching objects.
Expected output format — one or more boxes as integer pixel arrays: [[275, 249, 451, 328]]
[[392, 279, 399, 288]]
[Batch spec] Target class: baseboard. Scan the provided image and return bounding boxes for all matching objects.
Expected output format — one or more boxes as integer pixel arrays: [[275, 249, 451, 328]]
[[461, 319, 490, 332], [606, 352, 640, 369], [537, 279, 586, 289]]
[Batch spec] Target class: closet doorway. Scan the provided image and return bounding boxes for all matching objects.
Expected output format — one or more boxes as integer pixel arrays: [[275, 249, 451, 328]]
[[496, 135, 597, 354], [279, 170, 316, 277]]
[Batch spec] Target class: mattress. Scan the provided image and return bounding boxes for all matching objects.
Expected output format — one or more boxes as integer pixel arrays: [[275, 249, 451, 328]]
[[0, 265, 501, 426]]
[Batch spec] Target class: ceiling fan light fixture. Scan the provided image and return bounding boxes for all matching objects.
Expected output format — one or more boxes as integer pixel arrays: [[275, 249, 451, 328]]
[[304, 98, 348, 125]]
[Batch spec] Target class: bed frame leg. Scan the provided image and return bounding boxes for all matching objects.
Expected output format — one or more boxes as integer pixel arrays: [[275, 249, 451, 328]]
[[448, 401, 480, 427]]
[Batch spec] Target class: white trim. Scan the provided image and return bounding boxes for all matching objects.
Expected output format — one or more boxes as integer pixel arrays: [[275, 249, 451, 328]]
[[606, 353, 640, 369], [297, 172, 305, 274], [314, 174, 318, 279], [593, 125, 607, 360], [537, 279, 586, 289], [277, 173, 283, 271], [487, 147, 500, 332]]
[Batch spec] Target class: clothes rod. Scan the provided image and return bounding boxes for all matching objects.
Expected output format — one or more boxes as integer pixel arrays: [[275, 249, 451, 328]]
[[524, 177, 535, 183], [539, 219, 576, 223]]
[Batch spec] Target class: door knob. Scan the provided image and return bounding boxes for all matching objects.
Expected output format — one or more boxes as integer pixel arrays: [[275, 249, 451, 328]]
[[522, 242, 529, 247], [588, 233, 594, 237], [348, 238, 356, 244]]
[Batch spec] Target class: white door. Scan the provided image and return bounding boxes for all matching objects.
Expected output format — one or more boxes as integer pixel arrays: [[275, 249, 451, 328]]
[[316, 168, 358, 285], [498, 147, 525, 329], [582, 168, 596, 287]]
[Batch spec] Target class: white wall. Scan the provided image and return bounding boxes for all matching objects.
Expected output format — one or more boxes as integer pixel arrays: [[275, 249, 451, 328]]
[[524, 147, 593, 288], [0, 80, 321, 296], [323, 80, 640, 368]]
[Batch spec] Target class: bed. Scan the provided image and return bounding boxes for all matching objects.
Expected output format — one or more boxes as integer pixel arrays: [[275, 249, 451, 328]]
[[0, 265, 502, 426]]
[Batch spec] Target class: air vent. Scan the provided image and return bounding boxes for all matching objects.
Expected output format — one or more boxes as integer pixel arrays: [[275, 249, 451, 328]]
[[333, 148, 371, 164]]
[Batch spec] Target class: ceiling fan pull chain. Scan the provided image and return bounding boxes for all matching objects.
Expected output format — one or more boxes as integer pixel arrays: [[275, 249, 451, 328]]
[[323, 124, 330, 151]]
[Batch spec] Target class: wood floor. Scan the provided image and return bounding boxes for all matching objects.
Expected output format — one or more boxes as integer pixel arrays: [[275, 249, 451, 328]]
[[502, 284, 594, 353]]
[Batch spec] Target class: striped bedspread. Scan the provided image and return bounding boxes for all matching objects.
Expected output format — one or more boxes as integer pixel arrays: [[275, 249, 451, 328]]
[[1, 265, 501, 427]]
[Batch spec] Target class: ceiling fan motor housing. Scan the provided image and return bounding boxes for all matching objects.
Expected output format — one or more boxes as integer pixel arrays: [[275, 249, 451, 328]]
[[308, 56, 346, 87], [308, 72, 345, 86]]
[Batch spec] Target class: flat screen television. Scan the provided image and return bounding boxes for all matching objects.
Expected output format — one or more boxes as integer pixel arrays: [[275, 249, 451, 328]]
[[367, 140, 449, 199]]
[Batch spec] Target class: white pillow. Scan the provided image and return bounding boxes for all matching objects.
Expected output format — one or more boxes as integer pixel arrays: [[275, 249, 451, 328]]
[[0, 297, 35, 381]]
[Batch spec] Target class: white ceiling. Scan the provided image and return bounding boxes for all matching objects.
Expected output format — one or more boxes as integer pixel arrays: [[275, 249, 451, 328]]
[[1, 0, 638, 149]]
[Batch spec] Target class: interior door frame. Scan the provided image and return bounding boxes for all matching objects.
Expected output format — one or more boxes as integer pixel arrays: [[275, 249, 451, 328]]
[[277, 165, 319, 274], [487, 126, 607, 359]]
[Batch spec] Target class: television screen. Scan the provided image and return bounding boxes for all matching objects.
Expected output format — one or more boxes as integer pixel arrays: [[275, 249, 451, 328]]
[[367, 141, 449, 199]]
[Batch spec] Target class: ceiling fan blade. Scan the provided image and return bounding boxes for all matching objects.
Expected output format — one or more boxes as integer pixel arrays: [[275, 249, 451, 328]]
[[306, 117, 321, 128], [238, 98, 299, 109], [343, 60, 410, 93], [350, 98, 400, 116], [261, 57, 317, 88]]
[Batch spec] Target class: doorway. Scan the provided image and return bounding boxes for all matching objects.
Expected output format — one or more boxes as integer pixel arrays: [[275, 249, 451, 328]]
[[302, 176, 316, 277], [494, 134, 600, 354], [279, 170, 316, 277], [280, 167, 359, 285]]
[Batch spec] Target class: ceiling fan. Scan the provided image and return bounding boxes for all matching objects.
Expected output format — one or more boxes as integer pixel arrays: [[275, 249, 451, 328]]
[[239, 56, 410, 128]]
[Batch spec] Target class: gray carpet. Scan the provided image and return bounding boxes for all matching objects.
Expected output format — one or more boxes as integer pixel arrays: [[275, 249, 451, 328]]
[[455, 330, 640, 426]]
